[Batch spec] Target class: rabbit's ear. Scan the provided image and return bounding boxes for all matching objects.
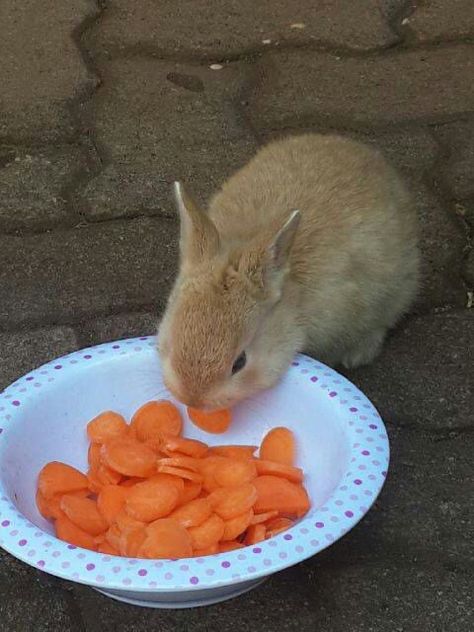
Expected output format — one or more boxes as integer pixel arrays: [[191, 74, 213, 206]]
[[173, 182, 220, 265], [238, 210, 301, 296]]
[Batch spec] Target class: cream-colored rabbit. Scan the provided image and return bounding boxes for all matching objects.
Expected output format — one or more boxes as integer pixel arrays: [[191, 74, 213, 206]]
[[158, 134, 419, 410]]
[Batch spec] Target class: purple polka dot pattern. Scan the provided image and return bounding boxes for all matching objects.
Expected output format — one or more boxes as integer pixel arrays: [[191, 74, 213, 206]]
[[0, 341, 388, 595]]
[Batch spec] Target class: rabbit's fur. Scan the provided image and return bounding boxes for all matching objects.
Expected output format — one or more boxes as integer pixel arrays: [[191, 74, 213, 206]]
[[158, 134, 419, 410]]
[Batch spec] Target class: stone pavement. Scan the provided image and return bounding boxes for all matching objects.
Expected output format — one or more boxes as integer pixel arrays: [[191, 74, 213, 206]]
[[0, 1, 473, 630]]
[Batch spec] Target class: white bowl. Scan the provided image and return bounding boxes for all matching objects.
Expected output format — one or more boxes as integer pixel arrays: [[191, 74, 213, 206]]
[[0, 337, 389, 608]]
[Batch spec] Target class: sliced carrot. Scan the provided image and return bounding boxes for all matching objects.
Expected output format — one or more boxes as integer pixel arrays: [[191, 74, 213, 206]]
[[193, 543, 219, 557], [222, 509, 253, 541], [179, 480, 202, 505], [104, 524, 122, 550], [149, 472, 185, 494], [188, 514, 225, 550], [260, 427, 295, 466], [101, 439, 156, 478], [161, 435, 208, 458], [253, 475, 310, 517], [157, 465, 203, 483], [125, 477, 180, 522], [97, 485, 129, 526], [96, 463, 122, 486], [119, 526, 147, 557], [131, 400, 182, 443], [208, 484, 257, 520], [197, 455, 228, 493], [187, 408, 232, 434], [120, 477, 145, 488], [87, 411, 128, 444], [218, 540, 245, 553], [209, 445, 257, 460], [55, 515, 96, 550], [38, 461, 88, 499], [265, 517, 294, 537], [115, 510, 146, 533], [60, 494, 108, 536], [244, 523, 266, 545], [139, 518, 192, 559], [169, 498, 212, 528], [88, 443, 101, 469], [157, 456, 201, 472], [98, 541, 120, 556], [254, 459, 303, 483], [250, 510, 279, 525], [213, 458, 257, 487], [37, 489, 88, 520]]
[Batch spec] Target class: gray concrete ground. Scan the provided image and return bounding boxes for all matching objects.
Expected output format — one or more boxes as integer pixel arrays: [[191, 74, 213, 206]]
[[1, 1, 473, 630]]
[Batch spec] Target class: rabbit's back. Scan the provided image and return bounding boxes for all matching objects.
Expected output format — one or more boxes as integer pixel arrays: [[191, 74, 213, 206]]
[[208, 134, 419, 366]]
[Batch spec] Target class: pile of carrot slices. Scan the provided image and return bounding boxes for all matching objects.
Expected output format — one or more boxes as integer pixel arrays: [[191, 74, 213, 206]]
[[36, 401, 311, 559]]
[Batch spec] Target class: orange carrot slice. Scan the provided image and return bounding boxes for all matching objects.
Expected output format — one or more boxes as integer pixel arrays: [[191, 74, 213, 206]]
[[162, 435, 209, 458], [119, 526, 147, 557], [37, 489, 88, 520], [157, 456, 201, 472], [218, 540, 245, 552], [119, 477, 146, 488], [253, 475, 310, 517], [149, 472, 185, 494], [131, 400, 182, 443], [88, 443, 101, 469], [260, 427, 295, 466], [209, 445, 257, 460], [187, 408, 232, 434], [244, 523, 266, 545], [169, 498, 212, 528], [60, 495, 108, 536], [104, 524, 122, 550], [265, 517, 294, 537], [55, 515, 97, 550], [139, 519, 192, 559], [213, 458, 257, 487], [96, 463, 122, 486], [157, 465, 203, 483], [254, 459, 303, 483], [125, 477, 180, 522], [97, 485, 129, 526], [38, 462, 88, 499], [179, 480, 202, 505], [208, 484, 257, 520], [87, 411, 128, 444], [222, 509, 253, 541], [98, 541, 120, 556], [188, 514, 225, 550], [193, 543, 219, 557], [196, 455, 228, 493], [87, 468, 103, 494], [101, 439, 156, 478], [250, 510, 279, 525]]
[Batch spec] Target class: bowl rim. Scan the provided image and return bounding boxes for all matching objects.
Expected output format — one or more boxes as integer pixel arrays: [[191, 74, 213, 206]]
[[0, 336, 389, 593]]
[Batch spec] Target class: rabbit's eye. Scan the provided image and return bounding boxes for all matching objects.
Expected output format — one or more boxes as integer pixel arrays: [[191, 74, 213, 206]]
[[232, 351, 247, 375]]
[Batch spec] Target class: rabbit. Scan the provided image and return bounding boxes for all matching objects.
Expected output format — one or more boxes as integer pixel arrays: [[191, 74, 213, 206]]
[[158, 134, 420, 410]]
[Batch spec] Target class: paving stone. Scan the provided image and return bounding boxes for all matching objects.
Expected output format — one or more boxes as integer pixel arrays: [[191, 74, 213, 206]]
[[81, 59, 257, 220], [0, 146, 89, 231], [326, 428, 474, 564], [344, 310, 474, 431], [433, 120, 474, 200], [73, 556, 472, 631], [85, 0, 398, 60], [246, 46, 474, 131], [405, 0, 474, 42], [79, 312, 158, 346], [0, 552, 83, 632], [0, 218, 178, 328], [0, 0, 98, 142], [0, 326, 78, 391]]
